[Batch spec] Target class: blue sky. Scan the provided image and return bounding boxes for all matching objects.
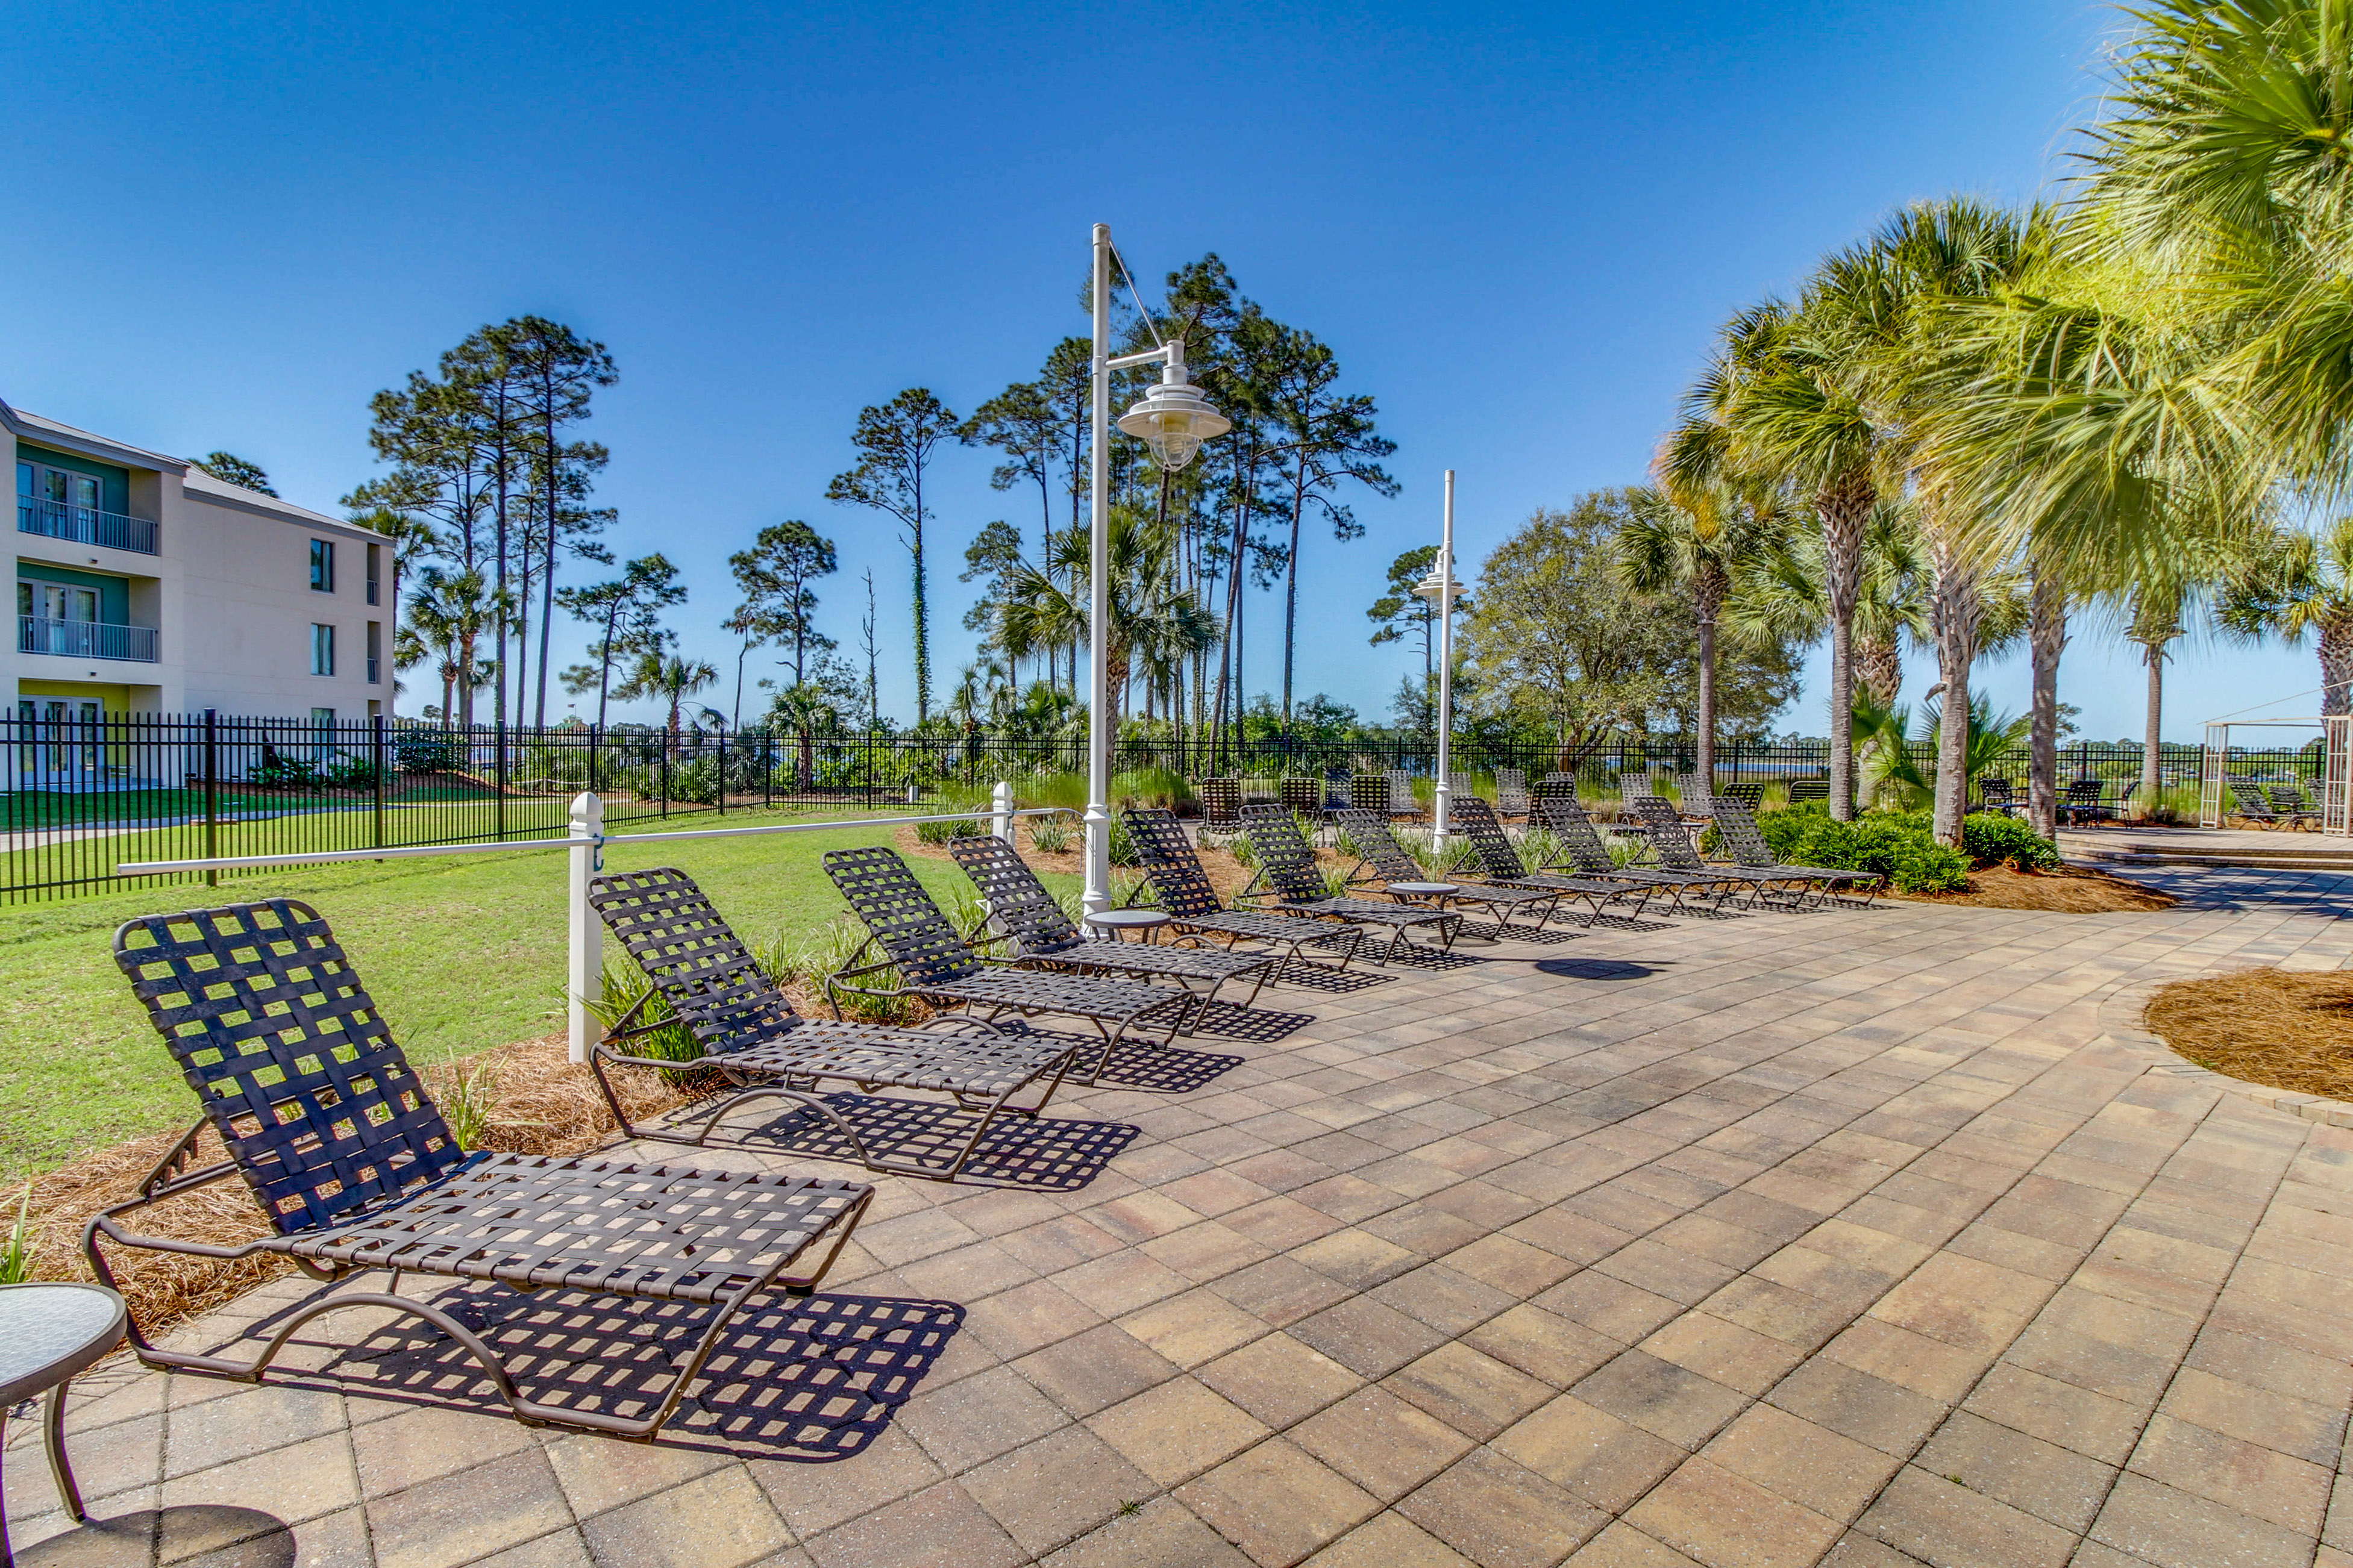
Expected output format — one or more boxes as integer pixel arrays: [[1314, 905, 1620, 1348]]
[[1, 0, 2310, 739]]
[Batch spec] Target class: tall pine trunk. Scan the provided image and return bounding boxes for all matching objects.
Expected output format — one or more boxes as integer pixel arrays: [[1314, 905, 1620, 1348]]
[[1817, 475, 1872, 822], [2026, 569, 2067, 842], [1929, 536, 1978, 846]]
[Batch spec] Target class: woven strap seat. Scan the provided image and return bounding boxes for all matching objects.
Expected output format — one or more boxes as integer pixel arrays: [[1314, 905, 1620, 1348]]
[[1121, 807, 1365, 969], [1530, 795, 1738, 908], [99, 899, 873, 1439], [585, 866, 1080, 1175], [1707, 801, 1881, 904], [1626, 797, 1800, 906], [944, 836, 1279, 1010], [1333, 810, 1562, 936], [1447, 798, 1653, 925], [822, 846, 1193, 1081], [1238, 805, 1459, 958]]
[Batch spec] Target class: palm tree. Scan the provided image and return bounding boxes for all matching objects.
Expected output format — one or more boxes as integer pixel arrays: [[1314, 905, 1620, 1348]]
[[615, 648, 720, 749], [399, 566, 497, 728], [998, 505, 1217, 728], [1619, 481, 1791, 786], [2219, 516, 2353, 714], [1729, 500, 1929, 709]]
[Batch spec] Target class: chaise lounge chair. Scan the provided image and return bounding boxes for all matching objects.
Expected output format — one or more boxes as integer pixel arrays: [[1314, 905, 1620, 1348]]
[[1626, 796, 1805, 905], [1236, 804, 1463, 958], [1446, 797, 1656, 925], [587, 866, 1082, 1179], [822, 846, 1195, 1082], [1335, 808, 1565, 935], [96, 898, 872, 1440], [944, 834, 1282, 1013], [1706, 800, 1882, 906], [1121, 807, 1368, 968], [2227, 778, 2285, 828], [1529, 794, 1745, 911], [2268, 784, 2323, 830]]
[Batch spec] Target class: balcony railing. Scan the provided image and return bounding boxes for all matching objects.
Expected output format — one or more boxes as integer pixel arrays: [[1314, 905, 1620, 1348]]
[[17, 616, 160, 663], [17, 495, 160, 554]]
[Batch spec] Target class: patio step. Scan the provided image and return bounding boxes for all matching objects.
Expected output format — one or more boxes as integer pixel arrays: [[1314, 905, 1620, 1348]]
[[2073, 839, 2353, 873]]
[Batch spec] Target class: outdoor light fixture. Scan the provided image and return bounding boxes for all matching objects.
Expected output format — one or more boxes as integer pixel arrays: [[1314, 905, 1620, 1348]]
[[1117, 346, 1229, 472], [1414, 472, 1462, 846], [1082, 223, 1232, 915]]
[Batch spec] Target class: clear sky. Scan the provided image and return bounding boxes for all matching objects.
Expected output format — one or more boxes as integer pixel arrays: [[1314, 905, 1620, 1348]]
[[1, 0, 2309, 740]]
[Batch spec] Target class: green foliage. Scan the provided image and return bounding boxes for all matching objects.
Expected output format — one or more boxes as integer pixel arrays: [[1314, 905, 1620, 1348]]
[[0, 1186, 30, 1285], [439, 1052, 497, 1150], [1958, 813, 2061, 872], [915, 816, 984, 843], [1027, 816, 1074, 854], [391, 727, 462, 772], [1755, 806, 1970, 893]]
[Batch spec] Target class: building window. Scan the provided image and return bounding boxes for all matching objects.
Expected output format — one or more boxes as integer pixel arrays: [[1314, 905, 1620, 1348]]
[[310, 539, 335, 593], [312, 707, 336, 761], [366, 620, 381, 684], [365, 542, 381, 605], [310, 622, 336, 676]]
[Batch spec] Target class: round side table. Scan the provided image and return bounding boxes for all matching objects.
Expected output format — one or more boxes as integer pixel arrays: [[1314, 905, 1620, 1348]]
[[0, 1282, 127, 1566], [1085, 909, 1171, 944], [1388, 881, 1459, 902]]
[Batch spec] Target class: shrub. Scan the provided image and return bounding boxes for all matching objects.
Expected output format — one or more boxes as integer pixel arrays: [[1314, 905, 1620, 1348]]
[[1959, 812, 2061, 872], [392, 727, 462, 772], [915, 816, 983, 843], [1755, 806, 1970, 893], [1029, 816, 1074, 854]]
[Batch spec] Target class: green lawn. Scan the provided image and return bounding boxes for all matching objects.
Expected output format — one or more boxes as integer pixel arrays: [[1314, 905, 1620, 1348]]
[[0, 809, 1066, 1181]]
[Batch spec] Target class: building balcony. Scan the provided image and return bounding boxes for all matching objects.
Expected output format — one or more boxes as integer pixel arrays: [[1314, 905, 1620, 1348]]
[[17, 495, 160, 555], [17, 615, 159, 663]]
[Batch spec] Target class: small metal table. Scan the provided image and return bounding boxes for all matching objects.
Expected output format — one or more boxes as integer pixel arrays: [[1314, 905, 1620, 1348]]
[[1388, 881, 1459, 902], [1085, 909, 1170, 943], [0, 1282, 127, 1566]]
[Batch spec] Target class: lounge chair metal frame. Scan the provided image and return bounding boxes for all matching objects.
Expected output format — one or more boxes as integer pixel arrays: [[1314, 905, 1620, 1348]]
[[1334, 808, 1564, 936], [95, 898, 872, 1441], [1446, 797, 1656, 925], [587, 866, 1080, 1179], [1528, 794, 1742, 911], [1706, 800, 1882, 906], [2061, 779, 2117, 825], [1236, 805, 1463, 958], [943, 834, 1282, 1014], [1121, 807, 1367, 969], [2226, 777, 2286, 828], [2267, 783, 2322, 830], [822, 846, 1194, 1082], [1626, 796, 1805, 905]]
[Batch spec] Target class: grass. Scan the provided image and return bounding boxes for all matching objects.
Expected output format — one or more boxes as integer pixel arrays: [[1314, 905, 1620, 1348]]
[[0, 807, 1079, 1181]]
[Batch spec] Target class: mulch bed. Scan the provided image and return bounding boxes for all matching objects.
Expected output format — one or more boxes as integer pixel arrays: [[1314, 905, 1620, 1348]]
[[1896, 863, 2176, 912], [2146, 968, 2353, 1102], [10, 1037, 701, 1335]]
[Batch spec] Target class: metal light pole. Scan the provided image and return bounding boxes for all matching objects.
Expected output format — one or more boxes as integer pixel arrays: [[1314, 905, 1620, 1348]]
[[1416, 470, 1464, 850], [1082, 222, 1230, 915]]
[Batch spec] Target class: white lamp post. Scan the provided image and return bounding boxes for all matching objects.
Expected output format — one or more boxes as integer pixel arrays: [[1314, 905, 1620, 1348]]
[[1413, 470, 1465, 849], [1084, 223, 1230, 915]]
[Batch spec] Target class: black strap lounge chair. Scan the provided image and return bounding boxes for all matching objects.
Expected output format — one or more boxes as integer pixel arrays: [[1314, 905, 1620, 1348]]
[[2267, 783, 2323, 829], [97, 899, 872, 1440], [1529, 795, 1743, 910], [1236, 805, 1463, 957], [1335, 808, 1564, 935], [588, 866, 1080, 1179], [1718, 782, 1766, 810], [1384, 770, 1422, 819], [1627, 796, 1800, 904], [1446, 797, 1655, 925], [1977, 776, 2022, 816], [2061, 779, 2116, 825], [1120, 807, 1367, 968], [1706, 800, 1882, 905], [1495, 768, 1531, 821], [943, 834, 1281, 1012], [1787, 779, 1831, 807], [2227, 778, 2284, 828], [821, 846, 1194, 1082]]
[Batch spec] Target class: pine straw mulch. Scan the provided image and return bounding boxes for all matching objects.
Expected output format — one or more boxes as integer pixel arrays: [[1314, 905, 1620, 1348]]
[[11, 1037, 709, 1337], [1893, 863, 2177, 912], [2146, 967, 2353, 1103]]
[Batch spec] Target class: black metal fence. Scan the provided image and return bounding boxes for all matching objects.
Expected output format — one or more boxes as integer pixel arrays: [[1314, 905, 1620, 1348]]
[[0, 710, 2319, 903]]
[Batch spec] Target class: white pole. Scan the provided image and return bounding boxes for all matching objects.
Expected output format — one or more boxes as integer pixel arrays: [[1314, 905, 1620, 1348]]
[[566, 789, 605, 1064], [1083, 222, 1114, 916], [992, 778, 1015, 842], [1433, 470, 1456, 849]]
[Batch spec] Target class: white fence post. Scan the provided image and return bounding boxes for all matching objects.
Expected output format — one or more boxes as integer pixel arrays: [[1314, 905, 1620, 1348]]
[[568, 790, 605, 1064], [993, 779, 1014, 843]]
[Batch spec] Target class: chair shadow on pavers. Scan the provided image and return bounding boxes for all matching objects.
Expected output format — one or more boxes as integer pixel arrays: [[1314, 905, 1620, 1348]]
[[240, 1284, 966, 1462], [1534, 957, 1664, 982], [1179, 999, 1320, 1048], [716, 1090, 1141, 1190], [18, 1504, 297, 1567]]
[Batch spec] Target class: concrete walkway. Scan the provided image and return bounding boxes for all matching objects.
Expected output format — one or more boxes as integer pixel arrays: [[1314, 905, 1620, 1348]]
[[11, 866, 2353, 1567]]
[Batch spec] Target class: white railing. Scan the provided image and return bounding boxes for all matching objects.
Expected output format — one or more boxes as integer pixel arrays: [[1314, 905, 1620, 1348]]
[[118, 786, 1065, 1061], [18, 495, 160, 554], [18, 615, 160, 662]]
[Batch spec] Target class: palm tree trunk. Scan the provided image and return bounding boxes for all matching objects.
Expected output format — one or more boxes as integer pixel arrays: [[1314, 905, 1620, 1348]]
[[2026, 569, 2067, 842], [1819, 473, 1873, 822], [2323, 617, 2353, 718], [1929, 537, 1978, 846], [1694, 567, 1725, 789], [2141, 643, 2163, 816], [1855, 636, 1902, 707]]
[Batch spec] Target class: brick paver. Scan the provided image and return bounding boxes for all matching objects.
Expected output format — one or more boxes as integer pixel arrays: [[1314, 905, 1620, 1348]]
[[12, 863, 2353, 1566]]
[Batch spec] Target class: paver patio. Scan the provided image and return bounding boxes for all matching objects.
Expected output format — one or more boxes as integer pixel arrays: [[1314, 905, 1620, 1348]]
[[12, 862, 2353, 1567]]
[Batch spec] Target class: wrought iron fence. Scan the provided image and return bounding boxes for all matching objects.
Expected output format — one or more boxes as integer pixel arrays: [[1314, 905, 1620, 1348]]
[[0, 709, 2320, 902]]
